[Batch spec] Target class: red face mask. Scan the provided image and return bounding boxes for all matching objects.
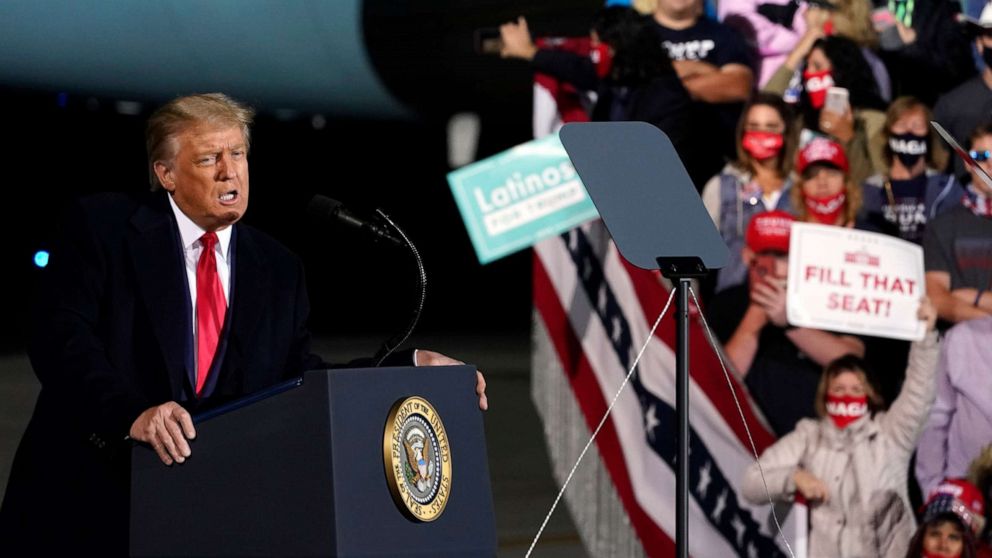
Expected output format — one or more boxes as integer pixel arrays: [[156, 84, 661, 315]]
[[805, 191, 846, 224], [742, 131, 784, 160], [590, 43, 613, 79], [923, 551, 962, 558], [803, 68, 834, 110], [826, 394, 868, 429]]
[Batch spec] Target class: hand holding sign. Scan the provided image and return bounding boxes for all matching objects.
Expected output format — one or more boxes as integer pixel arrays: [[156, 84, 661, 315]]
[[917, 296, 937, 333]]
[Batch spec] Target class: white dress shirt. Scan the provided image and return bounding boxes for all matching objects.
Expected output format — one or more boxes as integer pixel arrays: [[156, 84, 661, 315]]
[[167, 194, 232, 376]]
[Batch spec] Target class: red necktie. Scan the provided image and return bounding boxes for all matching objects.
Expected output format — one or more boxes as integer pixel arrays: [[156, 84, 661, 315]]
[[196, 232, 226, 396]]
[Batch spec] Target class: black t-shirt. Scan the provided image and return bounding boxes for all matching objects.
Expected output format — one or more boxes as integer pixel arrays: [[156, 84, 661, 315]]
[[649, 17, 754, 188], [707, 283, 750, 344], [650, 17, 753, 67], [924, 204, 992, 290], [707, 283, 820, 437], [745, 325, 822, 437]]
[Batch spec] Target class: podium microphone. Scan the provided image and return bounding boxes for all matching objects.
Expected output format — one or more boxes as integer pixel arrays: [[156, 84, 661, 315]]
[[307, 195, 405, 247], [306, 194, 426, 367]]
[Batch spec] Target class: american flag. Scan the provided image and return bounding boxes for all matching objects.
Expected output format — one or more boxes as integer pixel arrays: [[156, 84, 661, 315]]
[[530, 65, 804, 556], [532, 37, 593, 139]]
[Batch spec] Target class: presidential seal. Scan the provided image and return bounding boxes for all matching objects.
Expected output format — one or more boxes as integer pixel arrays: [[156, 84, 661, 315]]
[[383, 396, 452, 522]]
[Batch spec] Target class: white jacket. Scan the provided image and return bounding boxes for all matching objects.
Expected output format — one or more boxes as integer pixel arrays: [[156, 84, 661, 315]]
[[741, 332, 940, 558]]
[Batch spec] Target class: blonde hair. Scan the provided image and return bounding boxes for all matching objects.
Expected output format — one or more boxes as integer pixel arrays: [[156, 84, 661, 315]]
[[145, 93, 255, 190], [969, 444, 992, 491], [829, 0, 878, 47], [792, 169, 863, 226], [632, 0, 656, 14], [813, 355, 884, 417]]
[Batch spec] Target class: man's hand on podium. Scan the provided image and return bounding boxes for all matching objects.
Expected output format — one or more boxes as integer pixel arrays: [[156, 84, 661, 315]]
[[129, 401, 197, 466], [415, 350, 489, 411]]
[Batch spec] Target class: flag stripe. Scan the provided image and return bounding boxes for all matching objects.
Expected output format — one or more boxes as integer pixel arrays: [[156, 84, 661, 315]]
[[549, 227, 783, 557], [618, 256, 776, 453], [534, 249, 677, 554], [529, 68, 789, 555], [534, 227, 786, 557]]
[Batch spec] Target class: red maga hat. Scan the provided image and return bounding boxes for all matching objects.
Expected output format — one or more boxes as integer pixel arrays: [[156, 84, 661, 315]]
[[797, 137, 849, 174], [745, 210, 795, 254], [922, 478, 986, 535]]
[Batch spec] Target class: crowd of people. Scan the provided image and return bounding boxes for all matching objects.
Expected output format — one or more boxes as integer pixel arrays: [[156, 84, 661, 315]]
[[502, 0, 992, 556]]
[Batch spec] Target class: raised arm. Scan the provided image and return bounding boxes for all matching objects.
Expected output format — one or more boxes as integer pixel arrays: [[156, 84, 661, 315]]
[[500, 16, 600, 91], [725, 304, 769, 378]]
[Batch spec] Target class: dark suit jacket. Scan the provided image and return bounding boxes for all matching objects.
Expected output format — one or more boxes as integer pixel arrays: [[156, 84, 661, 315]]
[[0, 191, 326, 555]]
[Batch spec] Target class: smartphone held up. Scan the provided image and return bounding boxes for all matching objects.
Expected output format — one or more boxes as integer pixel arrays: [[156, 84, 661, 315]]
[[823, 86, 850, 116]]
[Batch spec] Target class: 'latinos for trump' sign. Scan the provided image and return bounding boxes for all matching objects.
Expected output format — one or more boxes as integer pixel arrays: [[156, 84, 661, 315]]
[[447, 134, 599, 264], [787, 223, 926, 341]]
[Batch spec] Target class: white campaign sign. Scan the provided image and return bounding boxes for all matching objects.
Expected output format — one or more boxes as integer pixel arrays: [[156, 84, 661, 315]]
[[787, 223, 925, 341]]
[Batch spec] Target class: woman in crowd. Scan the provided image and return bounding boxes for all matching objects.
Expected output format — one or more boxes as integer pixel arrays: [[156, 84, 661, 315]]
[[792, 137, 909, 402], [741, 298, 939, 558], [862, 97, 961, 244], [716, 0, 820, 87], [718, 0, 884, 89], [905, 478, 984, 558], [722, 211, 865, 434], [702, 92, 797, 295], [765, 34, 889, 185], [792, 136, 863, 226]]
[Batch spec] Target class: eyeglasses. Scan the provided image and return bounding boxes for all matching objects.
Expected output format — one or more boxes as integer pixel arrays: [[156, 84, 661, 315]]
[[970, 150, 992, 162]]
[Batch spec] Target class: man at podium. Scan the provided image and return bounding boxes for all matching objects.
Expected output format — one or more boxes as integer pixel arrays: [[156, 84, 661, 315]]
[[0, 93, 487, 555]]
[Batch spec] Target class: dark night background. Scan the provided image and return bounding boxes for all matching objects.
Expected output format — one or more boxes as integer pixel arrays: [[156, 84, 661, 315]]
[[0, 0, 602, 354]]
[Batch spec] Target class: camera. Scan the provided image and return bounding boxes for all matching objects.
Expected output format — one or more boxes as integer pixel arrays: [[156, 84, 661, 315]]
[[474, 28, 504, 55]]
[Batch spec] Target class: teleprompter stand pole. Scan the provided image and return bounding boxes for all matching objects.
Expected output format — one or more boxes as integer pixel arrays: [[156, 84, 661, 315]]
[[557, 120, 730, 558], [658, 256, 709, 558]]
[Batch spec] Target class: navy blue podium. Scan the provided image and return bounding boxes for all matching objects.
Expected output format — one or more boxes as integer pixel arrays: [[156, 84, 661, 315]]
[[130, 366, 496, 557]]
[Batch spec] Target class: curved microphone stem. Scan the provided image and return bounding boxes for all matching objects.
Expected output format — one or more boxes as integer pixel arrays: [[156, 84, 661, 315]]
[[373, 208, 426, 367]]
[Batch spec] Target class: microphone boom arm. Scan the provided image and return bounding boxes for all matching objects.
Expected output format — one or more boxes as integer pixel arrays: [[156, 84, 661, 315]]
[[372, 208, 426, 367]]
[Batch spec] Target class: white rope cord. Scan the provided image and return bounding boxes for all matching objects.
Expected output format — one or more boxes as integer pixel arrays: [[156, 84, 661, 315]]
[[688, 286, 796, 558], [525, 288, 676, 558]]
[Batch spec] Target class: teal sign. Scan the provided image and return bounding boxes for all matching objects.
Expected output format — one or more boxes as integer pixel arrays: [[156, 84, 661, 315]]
[[447, 134, 599, 264]]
